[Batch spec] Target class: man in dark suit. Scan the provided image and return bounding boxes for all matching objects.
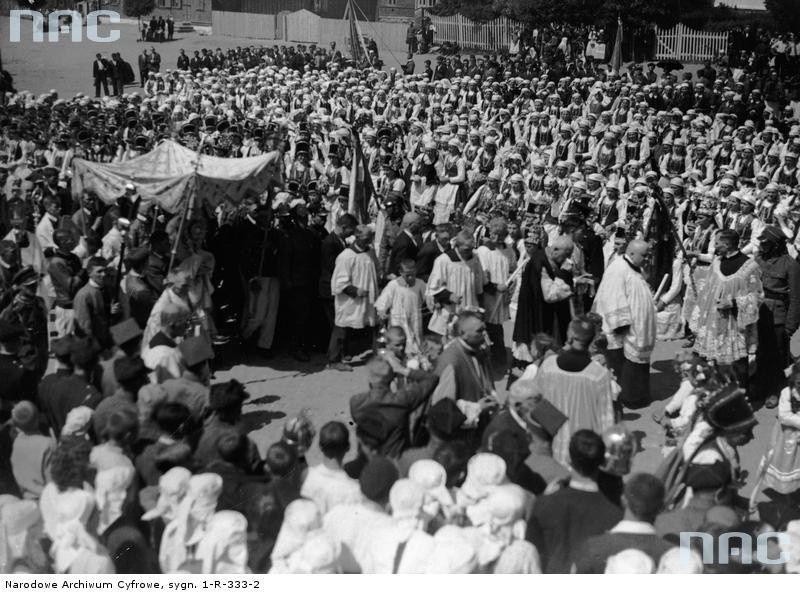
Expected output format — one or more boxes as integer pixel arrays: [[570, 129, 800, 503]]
[[432, 56, 450, 81], [74, 256, 113, 351], [350, 356, 438, 459], [166, 16, 175, 41], [148, 46, 161, 73], [320, 213, 357, 371], [190, 50, 202, 75], [93, 53, 110, 97], [276, 204, 321, 362], [415, 223, 451, 282], [387, 212, 422, 280], [138, 49, 149, 87], [110, 53, 126, 96], [526, 430, 623, 573], [124, 247, 158, 330], [573, 473, 672, 573], [177, 49, 189, 71], [38, 336, 102, 436]]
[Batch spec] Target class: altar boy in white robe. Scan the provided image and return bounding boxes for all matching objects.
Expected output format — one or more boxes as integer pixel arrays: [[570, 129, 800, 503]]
[[375, 260, 426, 355], [476, 217, 516, 371]]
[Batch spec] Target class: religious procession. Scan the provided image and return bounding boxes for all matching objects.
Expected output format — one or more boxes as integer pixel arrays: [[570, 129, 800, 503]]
[[1, 19, 800, 575]]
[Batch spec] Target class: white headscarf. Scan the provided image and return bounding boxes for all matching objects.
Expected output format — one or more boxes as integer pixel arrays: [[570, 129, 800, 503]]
[[781, 520, 800, 574], [472, 484, 528, 566], [39, 483, 95, 542], [656, 546, 704, 574], [61, 406, 93, 438], [142, 467, 193, 523], [427, 526, 478, 574], [159, 473, 223, 573], [95, 465, 134, 535], [605, 548, 655, 574], [196, 511, 249, 574], [0, 498, 47, 573], [271, 499, 322, 570], [389, 479, 426, 533], [408, 459, 455, 522], [457, 453, 508, 527], [286, 532, 341, 574], [39, 484, 111, 574]]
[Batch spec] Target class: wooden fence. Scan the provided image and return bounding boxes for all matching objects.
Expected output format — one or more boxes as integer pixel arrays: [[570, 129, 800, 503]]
[[655, 23, 728, 63], [429, 14, 519, 52]]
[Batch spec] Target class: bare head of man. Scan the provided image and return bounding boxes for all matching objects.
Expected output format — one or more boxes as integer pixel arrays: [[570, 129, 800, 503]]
[[457, 311, 486, 350], [626, 239, 650, 267], [547, 234, 574, 266]]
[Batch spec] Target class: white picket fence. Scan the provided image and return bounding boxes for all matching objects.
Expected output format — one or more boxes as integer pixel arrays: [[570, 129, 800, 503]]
[[655, 23, 728, 63], [430, 14, 519, 52]]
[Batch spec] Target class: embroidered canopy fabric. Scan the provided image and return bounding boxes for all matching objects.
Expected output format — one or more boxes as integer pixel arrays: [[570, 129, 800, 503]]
[[71, 140, 283, 213]]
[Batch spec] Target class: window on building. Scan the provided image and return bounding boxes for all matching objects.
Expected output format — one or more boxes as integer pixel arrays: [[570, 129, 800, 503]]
[[386, 0, 396, 5], [171, 0, 181, 8], [197, 0, 205, 10], [157, 0, 168, 7]]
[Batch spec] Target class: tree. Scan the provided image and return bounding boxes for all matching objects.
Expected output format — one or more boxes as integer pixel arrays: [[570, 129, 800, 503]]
[[124, 0, 156, 18], [428, 0, 498, 21], [765, 0, 800, 31]]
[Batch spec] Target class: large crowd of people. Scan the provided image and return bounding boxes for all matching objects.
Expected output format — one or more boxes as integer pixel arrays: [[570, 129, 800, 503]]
[[2, 25, 800, 574]]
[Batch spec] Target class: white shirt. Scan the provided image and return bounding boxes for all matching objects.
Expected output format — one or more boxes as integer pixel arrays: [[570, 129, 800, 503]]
[[301, 464, 364, 515]]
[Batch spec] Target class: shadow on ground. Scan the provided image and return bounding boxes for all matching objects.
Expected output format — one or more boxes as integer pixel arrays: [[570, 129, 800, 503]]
[[241, 409, 286, 433]]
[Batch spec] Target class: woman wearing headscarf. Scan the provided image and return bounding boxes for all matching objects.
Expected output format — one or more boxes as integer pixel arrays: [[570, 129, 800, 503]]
[[460, 483, 541, 573], [159, 473, 223, 573], [0, 496, 50, 573], [140, 466, 193, 556], [361, 478, 436, 573], [96, 465, 159, 573], [408, 459, 456, 531], [196, 510, 249, 573], [39, 447, 113, 574], [269, 498, 323, 573], [454, 453, 509, 526]]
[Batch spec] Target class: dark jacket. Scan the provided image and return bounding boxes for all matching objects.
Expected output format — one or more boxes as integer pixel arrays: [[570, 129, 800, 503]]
[[319, 231, 347, 298], [48, 251, 85, 308], [415, 239, 447, 281], [388, 230, 420, 278], [512, 248, 572, 347], [350, 371, 438, 458]]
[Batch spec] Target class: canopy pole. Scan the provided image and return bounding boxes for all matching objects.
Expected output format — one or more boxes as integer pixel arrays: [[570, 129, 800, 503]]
[[168, 136, 205, 274], [168, 192, 191, 275]]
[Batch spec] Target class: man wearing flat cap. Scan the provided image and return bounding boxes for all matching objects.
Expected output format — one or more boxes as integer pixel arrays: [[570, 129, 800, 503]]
[[0, 265, 48, 380]]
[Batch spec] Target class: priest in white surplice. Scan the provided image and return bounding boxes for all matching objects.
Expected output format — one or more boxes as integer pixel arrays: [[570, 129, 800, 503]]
[[592, 239, 657, 409]]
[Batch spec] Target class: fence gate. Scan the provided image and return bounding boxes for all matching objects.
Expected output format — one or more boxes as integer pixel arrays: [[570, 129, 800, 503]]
[[655, 23, 728, 63]]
